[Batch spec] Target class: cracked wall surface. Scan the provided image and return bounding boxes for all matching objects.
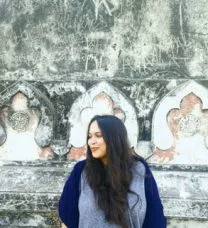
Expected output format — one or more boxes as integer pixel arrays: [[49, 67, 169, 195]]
[[0, 0, 208, 227]]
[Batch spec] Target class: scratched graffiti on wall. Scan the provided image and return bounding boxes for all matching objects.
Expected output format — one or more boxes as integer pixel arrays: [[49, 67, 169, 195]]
[[91, 0, 120, 19], [0, 0, 208, 80]]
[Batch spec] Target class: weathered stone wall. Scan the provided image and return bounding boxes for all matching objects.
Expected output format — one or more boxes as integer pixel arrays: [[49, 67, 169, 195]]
[[0, 0, 208, 227]]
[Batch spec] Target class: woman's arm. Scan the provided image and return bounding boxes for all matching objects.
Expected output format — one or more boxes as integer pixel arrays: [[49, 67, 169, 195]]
[[59, 160, 86, 228], [142, 162, 167, 228], [59, 165, 79, 227]]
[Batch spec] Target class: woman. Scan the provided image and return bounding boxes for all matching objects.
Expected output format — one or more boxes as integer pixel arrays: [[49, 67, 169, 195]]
[[59, 115, 166, 228]]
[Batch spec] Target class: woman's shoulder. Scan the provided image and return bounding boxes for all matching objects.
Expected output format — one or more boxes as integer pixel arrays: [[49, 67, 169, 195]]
[[74, 159, 86, 168], [133, 157, 152, 177], [63, 160, 87, 188], [72, 159, 87, 174], [133, 159, 146, 177], [134, 155, 151, 168]]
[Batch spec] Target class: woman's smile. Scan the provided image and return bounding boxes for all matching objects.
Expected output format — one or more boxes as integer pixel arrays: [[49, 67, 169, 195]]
[[88, 120, 107, 164], [90, 147, 99, 152]]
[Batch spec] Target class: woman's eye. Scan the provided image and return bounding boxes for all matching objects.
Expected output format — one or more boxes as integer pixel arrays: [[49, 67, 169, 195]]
[[88, 133, 102, 139]]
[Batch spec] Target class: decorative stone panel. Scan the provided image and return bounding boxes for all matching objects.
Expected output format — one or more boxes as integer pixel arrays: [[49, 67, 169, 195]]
[[44, 82, 86, 157], [67, 81, 138, 160], [0, 81, 54, 160], [150, 80, 208, 165]]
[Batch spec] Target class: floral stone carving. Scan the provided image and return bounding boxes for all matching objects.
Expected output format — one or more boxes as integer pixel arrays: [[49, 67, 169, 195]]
[[150, 81, 208, 165], [67, 81, 138, 160]]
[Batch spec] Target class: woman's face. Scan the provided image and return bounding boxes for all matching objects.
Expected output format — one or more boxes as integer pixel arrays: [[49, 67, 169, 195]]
[[88, 120, 107, 165]]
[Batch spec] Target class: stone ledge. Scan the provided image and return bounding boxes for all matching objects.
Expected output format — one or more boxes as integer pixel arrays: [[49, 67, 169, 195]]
[[0, 193, 59, 212], [0, 211, 61, 227], [167, 218, 208, 228], [0, 162, 75, 193], [163, 198, 208, 219], [153, 169, 208, 200]]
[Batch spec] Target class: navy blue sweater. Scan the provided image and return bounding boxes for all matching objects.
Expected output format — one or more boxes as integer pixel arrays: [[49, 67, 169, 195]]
[[59, 160, 167, 228]]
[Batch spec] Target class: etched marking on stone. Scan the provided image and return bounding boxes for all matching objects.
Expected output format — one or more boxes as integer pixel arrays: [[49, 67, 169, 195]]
[[9, 111, 30, 132], [92, 0, 120, 19], [179, 0, 187, 46], [179, 114, 200, 137]]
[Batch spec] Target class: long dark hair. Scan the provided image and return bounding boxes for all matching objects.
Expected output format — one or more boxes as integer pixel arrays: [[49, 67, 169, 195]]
[[85, 115, 139, 228]]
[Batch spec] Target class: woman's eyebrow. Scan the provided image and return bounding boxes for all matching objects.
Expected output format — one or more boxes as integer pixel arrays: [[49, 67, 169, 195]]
[[89, 131, 102, 134]]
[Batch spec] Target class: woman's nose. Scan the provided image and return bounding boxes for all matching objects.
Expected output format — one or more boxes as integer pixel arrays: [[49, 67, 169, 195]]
[[89, 136, 96, 144]]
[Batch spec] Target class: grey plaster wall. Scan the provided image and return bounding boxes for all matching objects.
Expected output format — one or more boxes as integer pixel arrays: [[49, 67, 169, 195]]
[[0, 0, 208, 80], [0, 0, 208, 227]]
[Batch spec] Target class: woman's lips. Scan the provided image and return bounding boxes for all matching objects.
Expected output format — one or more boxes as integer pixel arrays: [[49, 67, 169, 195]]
[[91, 147, 99, 152]]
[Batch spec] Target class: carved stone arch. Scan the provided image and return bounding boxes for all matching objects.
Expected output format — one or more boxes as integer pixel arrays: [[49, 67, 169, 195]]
[[67, 81, 138, 159], [0, 81, 55, 149], [151, 80, 208, 164]]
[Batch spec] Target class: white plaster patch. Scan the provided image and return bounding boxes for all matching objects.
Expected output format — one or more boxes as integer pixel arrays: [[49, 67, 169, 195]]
[[179, 186, 191, 199], [174, 135, 208, 164]]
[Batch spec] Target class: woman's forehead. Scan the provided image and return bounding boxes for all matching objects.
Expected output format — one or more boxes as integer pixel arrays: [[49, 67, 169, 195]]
[[89, 121, 101, 133]]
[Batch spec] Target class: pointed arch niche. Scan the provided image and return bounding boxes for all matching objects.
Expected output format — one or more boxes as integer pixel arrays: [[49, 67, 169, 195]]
[[149, 80, 208, 165], [0, 82, 54, 160], [67, 81, 138, 160]]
